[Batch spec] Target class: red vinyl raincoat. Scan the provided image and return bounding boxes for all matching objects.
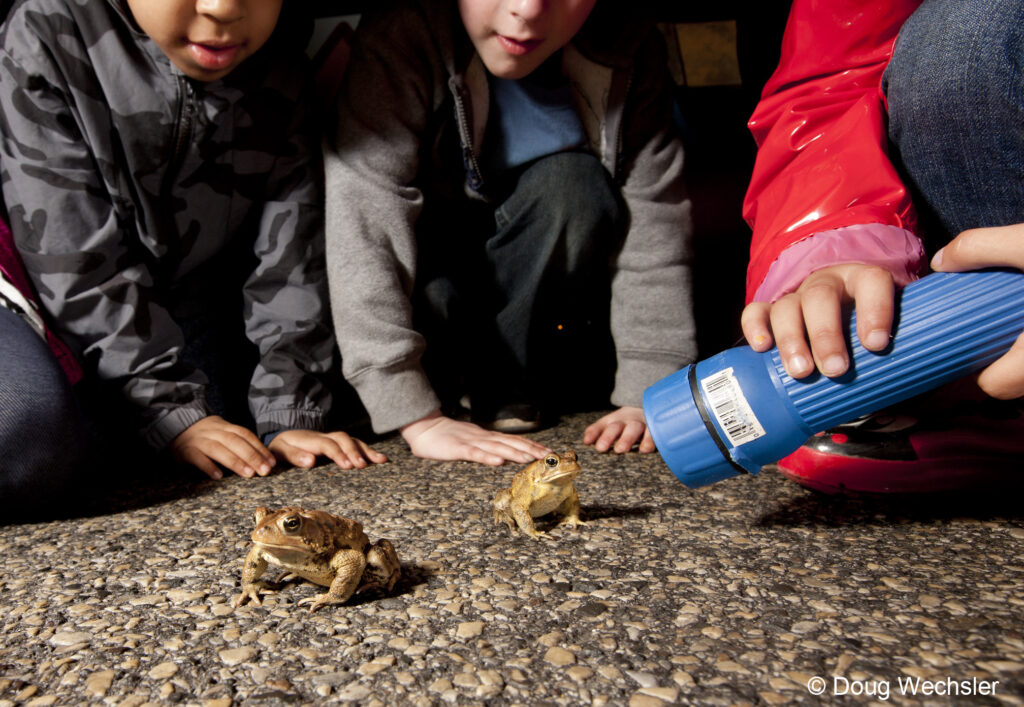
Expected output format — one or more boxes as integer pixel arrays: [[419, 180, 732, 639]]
[[742, 0, 927, 303]]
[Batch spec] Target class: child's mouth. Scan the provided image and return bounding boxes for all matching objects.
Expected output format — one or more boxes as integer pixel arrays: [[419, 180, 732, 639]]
[[497, 35, 542, 56], [188, 42, 243, 71]]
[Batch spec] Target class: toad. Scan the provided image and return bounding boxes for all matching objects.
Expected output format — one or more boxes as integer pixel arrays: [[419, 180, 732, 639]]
[[233, 506, 400, 611], [492, 449, 584, 540]]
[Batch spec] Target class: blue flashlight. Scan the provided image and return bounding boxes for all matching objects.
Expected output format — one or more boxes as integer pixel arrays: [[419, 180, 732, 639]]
[[643, 270, 1024, 488]]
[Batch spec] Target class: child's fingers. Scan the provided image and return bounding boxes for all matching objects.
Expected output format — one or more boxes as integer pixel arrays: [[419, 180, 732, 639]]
[[217, 434, 275, 476], [977, 332, 1024, 400], [452, 434, 545, 463], [767, 294, 816, 378], [309, 432, 387, 469], [638, 428, 656, 454], [318, 434, 368, 470], [180, 448, 223, 480], [740, 301, 774, 351], [477, 430, 548, 456], [797, 278, 849, 378], [932, 224, 1024, 272], [454, 442, 507, 466], [472, 438, 540, 464], [190, 441, 258, 478], [612, 419, 646, 454], [591, 420, 624, 453], [850, 268, 895, 352], [229, 427, 275, 468], [272, 439, 318, 469], [355, 438, 388, 464]]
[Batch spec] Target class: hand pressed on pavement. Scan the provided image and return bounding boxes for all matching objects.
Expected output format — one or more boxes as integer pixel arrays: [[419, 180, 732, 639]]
[[400, 410, 550, 466], [170, 415, 275, 480], [583, 406, 655, 454], [269, 429, 387, 470]]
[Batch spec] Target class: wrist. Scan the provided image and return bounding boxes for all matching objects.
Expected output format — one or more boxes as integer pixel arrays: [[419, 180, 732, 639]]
[[399, 409, 444, 442]]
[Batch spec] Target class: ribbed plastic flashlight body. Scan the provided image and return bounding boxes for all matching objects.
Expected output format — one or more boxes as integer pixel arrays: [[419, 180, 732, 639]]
[[644, 270, 1024, 488], [781, 269, 1024, 430]]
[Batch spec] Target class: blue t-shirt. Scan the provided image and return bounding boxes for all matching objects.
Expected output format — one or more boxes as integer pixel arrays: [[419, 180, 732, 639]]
[[485, 58, 588, 173]]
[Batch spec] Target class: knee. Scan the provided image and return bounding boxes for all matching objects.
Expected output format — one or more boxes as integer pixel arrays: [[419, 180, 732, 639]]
[[505, 151, 626, 252], [0, 380, 86, 476], [886, 0, 1023, 121], [0, 316, 87, 503]]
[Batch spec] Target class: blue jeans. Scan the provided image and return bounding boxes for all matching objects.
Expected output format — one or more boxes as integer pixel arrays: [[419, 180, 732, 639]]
[[884, 0, 1024, 251], [415, 151, 625, 413], [0, 307, 87, 515]]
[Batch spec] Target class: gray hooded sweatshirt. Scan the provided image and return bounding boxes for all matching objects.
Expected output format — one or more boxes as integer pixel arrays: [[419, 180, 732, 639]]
[[325, 0, 697, 433]]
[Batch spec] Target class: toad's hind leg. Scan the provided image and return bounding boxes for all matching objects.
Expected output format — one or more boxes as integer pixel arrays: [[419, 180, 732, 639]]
[[359, 539, 401, 593], [493, 490, 516, 532], [300, 549, 366, 612]]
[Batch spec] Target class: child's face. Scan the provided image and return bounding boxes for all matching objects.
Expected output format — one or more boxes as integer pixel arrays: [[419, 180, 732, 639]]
[[126, 0, 283, 81], [458, 0, 597, 79]]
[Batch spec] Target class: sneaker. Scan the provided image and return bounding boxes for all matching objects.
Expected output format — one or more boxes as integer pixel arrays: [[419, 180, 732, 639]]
[[470, 400, 543, 434], [776, 381, 1024, 495]]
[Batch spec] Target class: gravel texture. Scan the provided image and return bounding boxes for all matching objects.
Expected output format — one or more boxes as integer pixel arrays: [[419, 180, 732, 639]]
[[1, 412, 1023, 706]]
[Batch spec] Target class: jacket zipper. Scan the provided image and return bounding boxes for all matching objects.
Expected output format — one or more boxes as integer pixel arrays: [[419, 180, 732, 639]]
[[612, 67, 633, 182], [450, 79, 485, 192], [164, 76, 196, 195], [159, 76, 197, 274]]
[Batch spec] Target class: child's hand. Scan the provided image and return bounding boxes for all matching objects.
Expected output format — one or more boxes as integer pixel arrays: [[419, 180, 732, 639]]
[[170, 415, 276, 480], [741, 263, 896, 379], [931, 223, 1024, 399], [268, 430, 388, 470], [400, 410, 550, 466], [583, 406, 655, 454]]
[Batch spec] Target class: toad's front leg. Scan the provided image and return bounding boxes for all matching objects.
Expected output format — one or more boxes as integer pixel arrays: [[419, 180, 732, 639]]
[[558, 488, 585, 529], [510, 501, 543, 540], [301, 549, 367, 612], [233, 547, 269, 608]]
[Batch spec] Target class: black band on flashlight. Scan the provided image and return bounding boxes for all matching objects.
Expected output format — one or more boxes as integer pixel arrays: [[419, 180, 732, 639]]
[[687, 364, 748, 475]]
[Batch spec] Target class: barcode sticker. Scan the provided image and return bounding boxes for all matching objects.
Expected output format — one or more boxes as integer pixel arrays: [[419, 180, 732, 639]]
[[700, 367, 765, 447]]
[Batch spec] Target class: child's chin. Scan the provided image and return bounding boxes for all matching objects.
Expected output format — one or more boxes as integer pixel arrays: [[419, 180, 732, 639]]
[[482, 57, 541, 80]]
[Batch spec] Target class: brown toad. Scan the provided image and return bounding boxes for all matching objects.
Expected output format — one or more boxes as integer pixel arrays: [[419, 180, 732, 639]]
[[492, 449, 584, 540], [233, 506, 400, 612]]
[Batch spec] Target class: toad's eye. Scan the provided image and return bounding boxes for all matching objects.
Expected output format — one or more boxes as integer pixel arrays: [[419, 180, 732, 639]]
[[545, 455, 558, 467], [282, 517, 301, 532]]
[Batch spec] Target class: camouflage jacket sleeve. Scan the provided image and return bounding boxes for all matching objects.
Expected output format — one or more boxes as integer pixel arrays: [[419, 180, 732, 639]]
[[0, 8, 334, 448], [0, 32, 212, 450], [239, 73, 335, 440]]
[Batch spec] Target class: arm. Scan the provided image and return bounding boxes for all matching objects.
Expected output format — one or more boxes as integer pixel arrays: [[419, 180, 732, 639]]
[[0, 40, 211, 450], [740, 0, 928, 378], [240, 62, 334, 438], [324, 7, 546, 465], [324, 6, 437, 436], [237, 58, 389, 472], [0, 21, 276, 480], [744, 0, 924, 301]]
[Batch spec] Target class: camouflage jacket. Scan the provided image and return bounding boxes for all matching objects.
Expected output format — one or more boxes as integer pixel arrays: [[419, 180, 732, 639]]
[[0, 0, 334, 449], [0, 215, 82, 384]]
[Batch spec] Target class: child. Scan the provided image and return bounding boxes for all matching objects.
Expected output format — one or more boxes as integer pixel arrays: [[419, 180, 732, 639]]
[[325, 0, 697, 466], [0, 0, 384, 508], [739, 0, 1024, 492]]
